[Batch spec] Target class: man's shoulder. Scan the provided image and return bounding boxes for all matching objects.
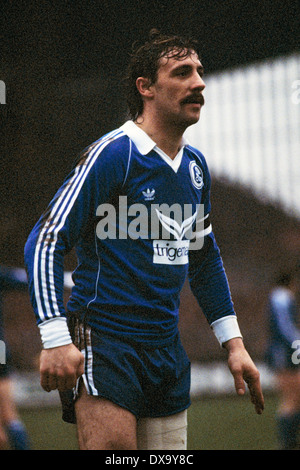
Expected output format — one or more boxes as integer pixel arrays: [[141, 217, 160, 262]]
[[81, 126, 131, 167], [92, 127, 130, 154], [185, 144, 209, 171]]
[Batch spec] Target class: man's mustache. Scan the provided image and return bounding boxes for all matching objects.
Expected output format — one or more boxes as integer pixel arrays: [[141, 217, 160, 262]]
[[181, 94, 205, 106]]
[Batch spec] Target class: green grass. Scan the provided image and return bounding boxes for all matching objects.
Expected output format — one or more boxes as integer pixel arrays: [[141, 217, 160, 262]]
[[187, 393, 278, 450], [19, 394, 279, 450], [20, 407, 78, 450]]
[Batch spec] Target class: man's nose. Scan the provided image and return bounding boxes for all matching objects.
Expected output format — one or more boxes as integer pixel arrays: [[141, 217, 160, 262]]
[[192, 73, 205, 91]]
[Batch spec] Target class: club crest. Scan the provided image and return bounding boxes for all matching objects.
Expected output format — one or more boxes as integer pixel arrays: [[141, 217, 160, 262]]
[[189, 161, 204, 189]]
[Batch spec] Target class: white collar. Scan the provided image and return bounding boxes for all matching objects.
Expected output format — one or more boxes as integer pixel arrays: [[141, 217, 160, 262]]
[[120, 120, 156, 155], [120, 120, 189, 172]]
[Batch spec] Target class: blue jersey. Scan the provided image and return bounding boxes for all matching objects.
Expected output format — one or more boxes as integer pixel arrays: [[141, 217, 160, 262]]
[[0, 266, 27, 293], [267, 287, 300, 346], [265, 286, 300, 370], [0, 265, 28, 343], [24, 121, 237, 347]]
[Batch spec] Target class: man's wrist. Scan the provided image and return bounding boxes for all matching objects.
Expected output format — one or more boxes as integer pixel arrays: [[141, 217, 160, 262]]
[[223, 336, 245, 353], [38, 317, 72, 349], [211, 315, 243, 347]]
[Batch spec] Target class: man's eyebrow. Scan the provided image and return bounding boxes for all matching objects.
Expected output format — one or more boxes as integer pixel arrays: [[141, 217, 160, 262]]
[[197, 65, 204, 76], [172, 63, 204, 75]]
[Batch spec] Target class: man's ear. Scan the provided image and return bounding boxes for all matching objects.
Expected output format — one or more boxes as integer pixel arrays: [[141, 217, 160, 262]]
[[136, 77, 154, 98]]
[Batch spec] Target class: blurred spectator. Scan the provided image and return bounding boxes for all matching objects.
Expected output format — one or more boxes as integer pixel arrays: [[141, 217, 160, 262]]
[[265, 263, 300, 450], [0, 265, 31, 450]]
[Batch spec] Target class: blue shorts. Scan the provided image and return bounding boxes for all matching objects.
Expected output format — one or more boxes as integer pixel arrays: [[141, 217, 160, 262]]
[[0, 364, 9, 378], [76, 323, 191, 419]]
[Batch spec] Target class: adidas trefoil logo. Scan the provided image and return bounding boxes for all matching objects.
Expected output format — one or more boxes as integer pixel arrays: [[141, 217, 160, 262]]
[[142, 188, 155, 201]]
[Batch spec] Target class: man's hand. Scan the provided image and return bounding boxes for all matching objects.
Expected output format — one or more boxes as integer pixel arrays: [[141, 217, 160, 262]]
[[40, 343, 84, 392], [223, 337, 264, 415], [0, 426, 9, 450]]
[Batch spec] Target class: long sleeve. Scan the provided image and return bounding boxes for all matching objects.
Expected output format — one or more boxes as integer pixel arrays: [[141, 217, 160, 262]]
[[188, 233, 242, 345], [24, 162, 96, 347], [25, 165, 94, 320], [24, 130, 127, 348], [187, 152, 242, 345], [188, 233, 235, 323]]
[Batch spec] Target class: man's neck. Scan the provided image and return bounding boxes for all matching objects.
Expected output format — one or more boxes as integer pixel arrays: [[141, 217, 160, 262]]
[[134, 116, 185, 160]]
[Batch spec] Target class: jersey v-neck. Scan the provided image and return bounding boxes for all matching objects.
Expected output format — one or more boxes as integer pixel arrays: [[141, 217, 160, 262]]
[[120, 120, 189, 173]]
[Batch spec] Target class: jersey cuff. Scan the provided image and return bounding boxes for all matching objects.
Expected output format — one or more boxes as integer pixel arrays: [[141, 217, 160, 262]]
[[211, 315, 243, 347], [38, 317, 72, 349]]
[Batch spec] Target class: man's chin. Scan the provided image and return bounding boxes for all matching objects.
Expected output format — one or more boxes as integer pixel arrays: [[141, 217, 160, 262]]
[[171, 110, 201, 130], [184, 113, 201, 127]]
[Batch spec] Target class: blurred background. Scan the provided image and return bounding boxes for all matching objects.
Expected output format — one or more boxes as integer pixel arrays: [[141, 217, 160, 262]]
[[0, 0, 299, 450]]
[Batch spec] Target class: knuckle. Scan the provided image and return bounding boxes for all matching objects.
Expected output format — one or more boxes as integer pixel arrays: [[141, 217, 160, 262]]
[[56, 369, 66, 379], [40, 363, 49, 375], [253, 370, 260, 380]]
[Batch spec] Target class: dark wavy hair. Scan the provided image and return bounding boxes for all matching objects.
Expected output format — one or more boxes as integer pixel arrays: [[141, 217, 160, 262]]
[[124, 29, 200, 120]]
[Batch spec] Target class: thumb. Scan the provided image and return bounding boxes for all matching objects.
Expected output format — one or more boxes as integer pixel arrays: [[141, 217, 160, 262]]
[[236, 384, 245, 396], [232, 369, 246, 396]]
